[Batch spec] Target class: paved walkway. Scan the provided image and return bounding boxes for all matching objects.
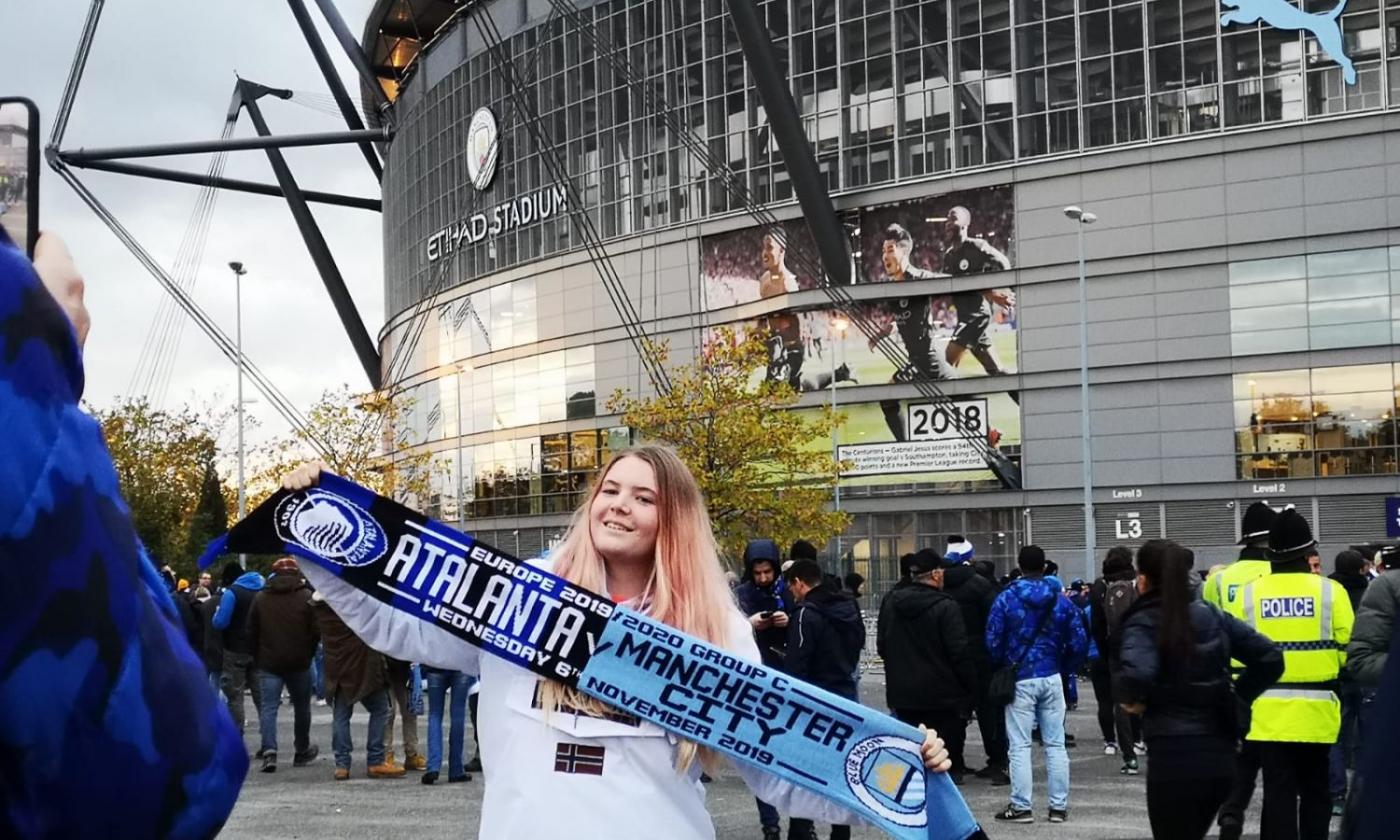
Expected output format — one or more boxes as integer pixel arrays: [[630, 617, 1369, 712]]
[[223, 676, 1292, 839]]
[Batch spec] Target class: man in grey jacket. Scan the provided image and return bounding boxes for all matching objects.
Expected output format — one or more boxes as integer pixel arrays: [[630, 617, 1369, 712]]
[[1349, 546, 1399, 688]]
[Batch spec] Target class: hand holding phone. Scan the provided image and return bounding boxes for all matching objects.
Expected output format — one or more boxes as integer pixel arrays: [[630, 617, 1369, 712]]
[[0, 97, 39, 258]]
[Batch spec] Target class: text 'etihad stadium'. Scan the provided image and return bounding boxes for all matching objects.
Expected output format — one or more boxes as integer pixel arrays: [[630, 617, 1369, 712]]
[[425, 184, 569, 262]]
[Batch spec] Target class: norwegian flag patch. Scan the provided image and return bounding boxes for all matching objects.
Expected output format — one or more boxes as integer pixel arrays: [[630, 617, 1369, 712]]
[[554, 742, 606, 775]]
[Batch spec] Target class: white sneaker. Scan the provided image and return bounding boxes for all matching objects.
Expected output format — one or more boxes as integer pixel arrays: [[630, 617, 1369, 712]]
[[1103, 742, 1118, 755], [1134, 741, 1147, 754]]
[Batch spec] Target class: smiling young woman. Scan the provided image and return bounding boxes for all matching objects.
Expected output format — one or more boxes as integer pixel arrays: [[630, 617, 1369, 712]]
[[285, 445, 950, 839]]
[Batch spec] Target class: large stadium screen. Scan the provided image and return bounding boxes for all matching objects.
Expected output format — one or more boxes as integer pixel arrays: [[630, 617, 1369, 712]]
[[699, 184, 1015, 309], [796, 393, 1022, 488]]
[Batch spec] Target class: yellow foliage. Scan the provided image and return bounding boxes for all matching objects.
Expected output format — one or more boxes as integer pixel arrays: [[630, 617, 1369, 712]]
[[608, 327, 850, 563]]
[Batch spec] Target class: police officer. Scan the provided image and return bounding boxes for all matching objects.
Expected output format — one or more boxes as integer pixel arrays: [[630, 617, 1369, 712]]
[[1209, 501, 1278, 840], [1240, 508, 1354, 840]]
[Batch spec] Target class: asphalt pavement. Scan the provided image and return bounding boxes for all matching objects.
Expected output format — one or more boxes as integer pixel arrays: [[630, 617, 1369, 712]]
[[222, 675, 1289, 839]]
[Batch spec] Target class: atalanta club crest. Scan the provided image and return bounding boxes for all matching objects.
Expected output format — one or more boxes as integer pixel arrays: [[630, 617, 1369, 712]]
[[466, 107, 499, 192], [844, 735, 927, 828], [275, 489, 388, 568]]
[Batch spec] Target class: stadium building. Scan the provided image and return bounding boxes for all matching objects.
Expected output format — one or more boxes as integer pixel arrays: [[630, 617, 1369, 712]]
[[361, 0, 1400, 590]]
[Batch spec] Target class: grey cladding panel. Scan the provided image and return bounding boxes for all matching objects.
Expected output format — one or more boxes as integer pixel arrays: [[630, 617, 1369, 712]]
[[1223, 144, 1304, 184], [1304, 168, 1388, 205], [1306, 198, 1389, 237], [1154, 217, 1227, 252], [1095, 459, 1163, 486], [1226, 178, 1305, 214], [1161, 429, 1233, 458], [1151, 186, 1227, 223], [1093, 381, 1163, 409], [1227, 208, 1308, 244], [1094, 432, 1163, 460], [1156, 310, 1231, 339], [1161, 455, 1236, 483], [1151, 157, 1226, 192]]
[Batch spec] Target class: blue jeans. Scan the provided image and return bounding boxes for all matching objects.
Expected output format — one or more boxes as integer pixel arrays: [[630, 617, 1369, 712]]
[[332, 688, 390, 770], [1005, 675, 1070, 811], [311, 643, 325, 699], [425, 671, 471, 775], [259, 668, 313, 756]]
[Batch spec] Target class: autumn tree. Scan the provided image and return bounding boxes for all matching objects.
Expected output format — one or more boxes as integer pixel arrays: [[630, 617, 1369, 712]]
[[245, 384, 435, 512], [94, 399, 223, 580], [608, 327, 848, 563]]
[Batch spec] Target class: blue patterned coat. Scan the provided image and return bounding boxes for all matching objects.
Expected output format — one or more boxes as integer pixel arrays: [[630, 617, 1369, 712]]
[[0, 228, 246, 837]]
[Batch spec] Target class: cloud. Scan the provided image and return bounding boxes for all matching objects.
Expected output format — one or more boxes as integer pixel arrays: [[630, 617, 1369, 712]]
[[3, 0, 386, 448]]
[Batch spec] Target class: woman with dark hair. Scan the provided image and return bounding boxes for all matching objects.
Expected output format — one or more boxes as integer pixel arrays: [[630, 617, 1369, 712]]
[[1115, 540, 1284, 839]]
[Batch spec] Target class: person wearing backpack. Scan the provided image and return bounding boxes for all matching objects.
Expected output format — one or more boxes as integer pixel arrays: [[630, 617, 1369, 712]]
[[986, 545, 1090, 824], [1096, 549, 1147, 775], [1088, 547, 1134, 756]]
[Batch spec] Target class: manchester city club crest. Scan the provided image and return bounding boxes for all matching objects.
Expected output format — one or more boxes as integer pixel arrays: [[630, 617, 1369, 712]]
[[844, 735, 928, 828], [466, 107, 500, 191]]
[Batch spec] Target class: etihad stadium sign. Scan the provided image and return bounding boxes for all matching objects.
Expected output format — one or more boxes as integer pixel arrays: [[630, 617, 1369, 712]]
[[425, 184, 569, 262]]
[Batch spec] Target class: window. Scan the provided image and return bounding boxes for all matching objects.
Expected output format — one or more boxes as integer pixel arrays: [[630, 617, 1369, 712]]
[[1234, 364, 1399, 479], [1229, 247, 1399, 356]]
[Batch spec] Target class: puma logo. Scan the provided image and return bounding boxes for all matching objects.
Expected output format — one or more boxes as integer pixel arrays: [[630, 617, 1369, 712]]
[[1220, 0, 1355, 84]]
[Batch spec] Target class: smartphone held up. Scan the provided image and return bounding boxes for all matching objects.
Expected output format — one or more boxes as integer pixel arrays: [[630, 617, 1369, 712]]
[[0, 97, 39, 258]]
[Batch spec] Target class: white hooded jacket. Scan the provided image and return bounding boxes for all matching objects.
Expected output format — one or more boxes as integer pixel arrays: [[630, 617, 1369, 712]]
[[303, 562, 862, 839]]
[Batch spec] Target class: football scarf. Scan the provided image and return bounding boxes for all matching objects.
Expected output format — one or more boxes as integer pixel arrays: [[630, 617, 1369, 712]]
[[200, 473, 983, 840]]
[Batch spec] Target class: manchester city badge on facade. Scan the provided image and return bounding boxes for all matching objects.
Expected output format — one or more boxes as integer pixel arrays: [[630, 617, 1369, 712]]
[[274, 489, 388, 568], [466, 107, 499, 191]]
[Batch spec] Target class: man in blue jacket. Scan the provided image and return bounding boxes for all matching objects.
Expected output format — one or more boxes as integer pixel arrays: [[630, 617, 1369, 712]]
[[986, 545, 1089, 825], [212, 561, 265, 735], [0, 229, 246, 837]]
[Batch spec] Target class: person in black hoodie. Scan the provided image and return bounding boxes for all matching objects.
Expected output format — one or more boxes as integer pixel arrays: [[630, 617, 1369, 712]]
[[1088, 546, 1142, 760], [733, 539, 792, 840], [1114, 540, 1283, 839], [940, 540, 1008, 783], [783, 559, 865, 840], [734, 539, 791, 670], [878, 551, 979, 785]]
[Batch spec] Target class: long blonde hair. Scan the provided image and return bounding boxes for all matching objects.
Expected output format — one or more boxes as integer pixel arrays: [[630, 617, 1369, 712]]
[[539, 445, 735, 772]]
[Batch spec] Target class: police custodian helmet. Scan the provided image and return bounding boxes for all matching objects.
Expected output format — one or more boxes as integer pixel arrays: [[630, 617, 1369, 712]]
[[1239, 501, 1279, 545], [1266, 507, 1318, 563]]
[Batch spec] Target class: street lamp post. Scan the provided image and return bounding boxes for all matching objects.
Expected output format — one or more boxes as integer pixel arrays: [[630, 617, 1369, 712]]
[[455, 361, 472, 525], [1063, 206, 1098, 584], [830, 315, 850, 565], [228, 260, 248, 568]]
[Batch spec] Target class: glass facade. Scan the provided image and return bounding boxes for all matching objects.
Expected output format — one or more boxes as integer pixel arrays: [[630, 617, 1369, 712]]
[[383, 0, 1400, 315], [1229, 246, 1400, 356], [1234, 363, 1400, 479]]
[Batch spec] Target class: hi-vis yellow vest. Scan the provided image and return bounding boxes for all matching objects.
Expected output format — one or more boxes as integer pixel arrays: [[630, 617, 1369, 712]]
[[1206, 555, 1272, 671], [1241, 572, 1354, 743], [1205, 557, 1272, 619]]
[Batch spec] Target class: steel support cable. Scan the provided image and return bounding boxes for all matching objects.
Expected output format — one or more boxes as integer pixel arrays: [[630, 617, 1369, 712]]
[[50, 162, 334, 459], [130, 117, 237, 404], [354, 9, 560, 457], [473, 9, 673, 396], [548, 0, 1015, 483], [136, 123, 230, 401]]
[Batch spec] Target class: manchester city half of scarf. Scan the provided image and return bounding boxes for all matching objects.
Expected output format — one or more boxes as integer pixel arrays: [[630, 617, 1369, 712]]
[[200, 474, 982, 840]]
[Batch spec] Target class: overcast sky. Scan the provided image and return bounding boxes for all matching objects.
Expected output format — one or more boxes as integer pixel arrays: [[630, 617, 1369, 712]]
[[2, 0, 387, 448]]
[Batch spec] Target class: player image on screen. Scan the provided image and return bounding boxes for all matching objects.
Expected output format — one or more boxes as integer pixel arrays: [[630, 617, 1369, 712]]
[[869, 223, 946, 441], [940, 206, 1014, 376], [755, 231, 807, 390]]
